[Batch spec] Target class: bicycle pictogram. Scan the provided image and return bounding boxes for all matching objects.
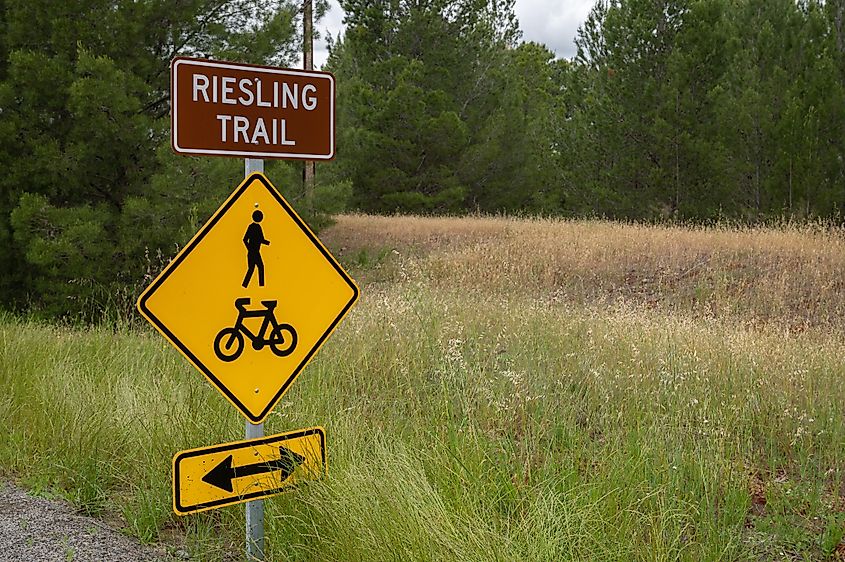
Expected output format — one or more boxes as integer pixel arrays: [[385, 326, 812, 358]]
[[213, 298, 298, 362]]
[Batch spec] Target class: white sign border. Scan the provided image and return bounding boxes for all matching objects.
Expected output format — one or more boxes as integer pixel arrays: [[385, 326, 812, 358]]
[[171, 58, 335, 160]]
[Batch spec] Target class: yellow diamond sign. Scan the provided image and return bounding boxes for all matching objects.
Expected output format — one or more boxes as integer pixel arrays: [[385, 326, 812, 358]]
[[137, 172, 358, 422]]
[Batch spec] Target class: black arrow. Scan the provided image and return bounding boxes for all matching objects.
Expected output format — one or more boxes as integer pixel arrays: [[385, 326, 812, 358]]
[[202, 447, 305, 493]]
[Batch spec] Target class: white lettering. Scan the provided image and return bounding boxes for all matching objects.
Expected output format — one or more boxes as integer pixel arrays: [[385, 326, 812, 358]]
[[221, 77, 236, 105], [279, 119, 295, 146], [216, 114, 231, 142], [282, 83, 298, 109], [255, 78, 271, 107], [193, 74, 210, 102], [233, 116, 249, 143], [302, 84, 317, 111], [238, 78, 254, 106], [251, 117, 269, 144], [212, 75, 218, 103]]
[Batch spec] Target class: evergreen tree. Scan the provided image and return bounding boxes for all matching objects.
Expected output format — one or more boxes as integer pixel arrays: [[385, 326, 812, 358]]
[[328, 0, 527, 213], [575, 0, 692, 218], [0, 0, 301, 318]]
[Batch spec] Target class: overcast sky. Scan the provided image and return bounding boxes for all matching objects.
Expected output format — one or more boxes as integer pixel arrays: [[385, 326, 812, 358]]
[[311, 0, 597, 69]]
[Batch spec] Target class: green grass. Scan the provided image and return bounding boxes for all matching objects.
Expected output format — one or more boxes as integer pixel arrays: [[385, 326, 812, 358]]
[[4, 213, 845, 560], [2, 275, 845, 560]]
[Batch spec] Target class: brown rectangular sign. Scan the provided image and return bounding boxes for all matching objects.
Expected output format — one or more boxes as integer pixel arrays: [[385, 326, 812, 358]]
[[171, 57, 335, 160]]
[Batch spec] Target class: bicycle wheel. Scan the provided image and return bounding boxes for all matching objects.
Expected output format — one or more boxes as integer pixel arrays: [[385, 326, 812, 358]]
[[214, 327, 244, 362], [269, 323, 297, 357]]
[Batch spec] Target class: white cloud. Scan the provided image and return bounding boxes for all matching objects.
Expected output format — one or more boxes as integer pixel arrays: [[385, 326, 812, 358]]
[[314, 1, 346, 69], [311, 0, 596, 68], [514, 0, 595, 59]]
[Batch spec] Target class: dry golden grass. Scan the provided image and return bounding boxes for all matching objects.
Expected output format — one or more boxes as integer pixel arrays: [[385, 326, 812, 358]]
[[4, 213, 845, 559], [323, 214, 845, 332]]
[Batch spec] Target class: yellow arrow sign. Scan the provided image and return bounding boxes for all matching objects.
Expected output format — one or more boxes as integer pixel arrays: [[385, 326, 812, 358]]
[[137, 172, 358, 422], [173, 427, 326, 515]]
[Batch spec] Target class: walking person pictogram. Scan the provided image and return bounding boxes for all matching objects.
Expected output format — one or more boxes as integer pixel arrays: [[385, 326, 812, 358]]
[[242, 210, 270, 288]]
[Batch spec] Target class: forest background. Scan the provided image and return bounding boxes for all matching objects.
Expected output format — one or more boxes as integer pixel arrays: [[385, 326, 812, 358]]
[[1, 0, 844, 319]]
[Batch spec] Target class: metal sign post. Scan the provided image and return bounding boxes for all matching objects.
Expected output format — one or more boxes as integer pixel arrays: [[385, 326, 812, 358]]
[[137, 55, 352, 561], [245, 421, 265, 560], [244, 158, 265, 561]]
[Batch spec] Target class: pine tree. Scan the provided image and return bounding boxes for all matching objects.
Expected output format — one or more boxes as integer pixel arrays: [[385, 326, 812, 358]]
[[0, 0, 302, 318]]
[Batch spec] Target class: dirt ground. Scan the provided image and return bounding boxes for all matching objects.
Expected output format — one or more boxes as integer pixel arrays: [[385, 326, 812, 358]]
[[0, 481, 174, 562]]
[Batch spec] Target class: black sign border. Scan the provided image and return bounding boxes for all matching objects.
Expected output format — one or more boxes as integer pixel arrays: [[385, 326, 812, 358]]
[[138, 173, 359, 423], [173, 427, 326, 514]]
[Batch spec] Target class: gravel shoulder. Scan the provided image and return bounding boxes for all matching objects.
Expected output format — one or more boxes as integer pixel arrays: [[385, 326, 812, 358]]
[[0, 481, 174, 562]]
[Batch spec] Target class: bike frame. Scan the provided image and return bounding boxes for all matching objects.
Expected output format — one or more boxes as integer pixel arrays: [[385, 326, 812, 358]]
[[232, 302, 280, 346]]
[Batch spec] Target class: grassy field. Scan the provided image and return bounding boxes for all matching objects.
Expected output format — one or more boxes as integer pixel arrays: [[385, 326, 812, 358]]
[[2, 214, 845, 560]]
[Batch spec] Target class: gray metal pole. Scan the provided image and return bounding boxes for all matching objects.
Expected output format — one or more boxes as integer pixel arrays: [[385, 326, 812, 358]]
[[245, 420, 265, 561], [246, 158, 265, 176], [244, 158, 265, 561]]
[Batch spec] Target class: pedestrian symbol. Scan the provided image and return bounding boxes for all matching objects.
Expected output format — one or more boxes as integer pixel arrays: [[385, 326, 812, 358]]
[[137, 172, 359, 423], [242, 210, 270, 288]]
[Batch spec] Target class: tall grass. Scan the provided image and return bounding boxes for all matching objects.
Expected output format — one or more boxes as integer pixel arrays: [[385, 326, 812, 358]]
[[325, 214, 845, 331], [2, 215, 845, 560]]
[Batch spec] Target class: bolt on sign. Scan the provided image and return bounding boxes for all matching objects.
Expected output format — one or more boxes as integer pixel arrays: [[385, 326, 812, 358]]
[[171, 57, 335, 160], [136, 172, 358, 423], [173, 427, 326, 515]]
